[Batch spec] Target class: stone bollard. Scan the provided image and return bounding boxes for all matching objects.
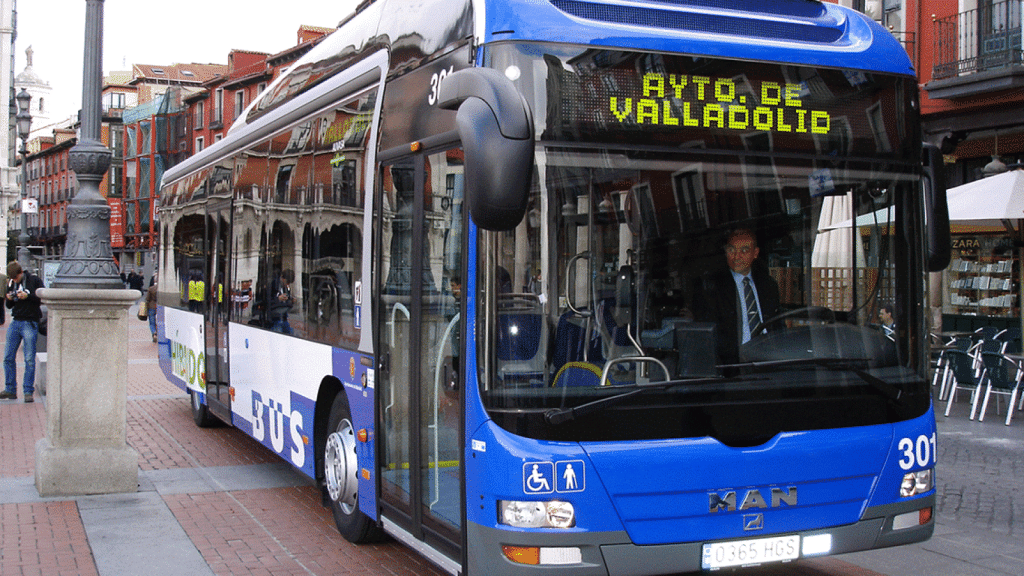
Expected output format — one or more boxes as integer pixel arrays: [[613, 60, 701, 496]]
[[35, 288, 139, 496]]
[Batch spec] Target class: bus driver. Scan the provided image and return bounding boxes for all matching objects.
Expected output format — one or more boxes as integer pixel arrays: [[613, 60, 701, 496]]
[[698, 228, 780, 366]]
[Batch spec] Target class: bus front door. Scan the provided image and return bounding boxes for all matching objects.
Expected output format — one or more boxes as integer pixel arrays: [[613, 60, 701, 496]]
[[204, 202, 231, 421], [377, 149, 464, 564]]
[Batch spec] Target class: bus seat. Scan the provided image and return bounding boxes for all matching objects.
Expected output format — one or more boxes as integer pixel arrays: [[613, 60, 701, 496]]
[[497, 295, 547, 384], [552, 361, 602, 387]]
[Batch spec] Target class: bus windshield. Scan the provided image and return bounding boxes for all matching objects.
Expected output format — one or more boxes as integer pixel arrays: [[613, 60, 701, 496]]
[[476, 43, 928, 445]]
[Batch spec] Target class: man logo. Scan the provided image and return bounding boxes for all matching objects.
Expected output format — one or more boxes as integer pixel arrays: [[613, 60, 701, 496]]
[[708, 487, 798, 513], [743, 513, 764, 531]]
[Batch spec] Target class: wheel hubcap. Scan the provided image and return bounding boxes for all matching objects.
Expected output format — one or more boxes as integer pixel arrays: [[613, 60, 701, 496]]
[[324, 418, 358, 514]]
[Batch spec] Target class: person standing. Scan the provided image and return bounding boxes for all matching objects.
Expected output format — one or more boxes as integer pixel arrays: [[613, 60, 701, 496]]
[[269, 269, 295, 335], [146, 277, 159, 342], [128, 268, 145, 295], [1, 262, 44, 403]]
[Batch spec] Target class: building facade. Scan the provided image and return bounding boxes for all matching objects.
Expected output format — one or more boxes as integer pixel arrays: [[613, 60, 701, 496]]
[[20, 130, 76, 267], [917, 0, 1024, 329]]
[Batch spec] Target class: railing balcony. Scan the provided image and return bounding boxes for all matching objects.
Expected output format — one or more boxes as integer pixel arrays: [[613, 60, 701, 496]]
[[932, 0, 1023, 86]]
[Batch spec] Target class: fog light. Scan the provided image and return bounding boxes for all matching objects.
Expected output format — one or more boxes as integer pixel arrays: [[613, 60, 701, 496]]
[[900, 468, 933, 497], [802, 534, 832, 556], [893, 507, 932, 530], [502, 545, 540, 565], [502, 545, 582, 565], [499, 500, 576, 528]]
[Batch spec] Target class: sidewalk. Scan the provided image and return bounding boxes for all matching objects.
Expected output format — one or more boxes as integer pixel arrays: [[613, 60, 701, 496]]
[[0, 307, 444, 576], [0, 307, 1020, 576]]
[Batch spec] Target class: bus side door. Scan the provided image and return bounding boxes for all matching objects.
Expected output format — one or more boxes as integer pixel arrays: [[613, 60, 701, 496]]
[[204, 200, 232, 421], [376, 146, 465, 561]]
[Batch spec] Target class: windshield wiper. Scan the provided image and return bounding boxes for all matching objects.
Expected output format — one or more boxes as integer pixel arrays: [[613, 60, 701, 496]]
[[544, 375, 736, 426], [722, 357, 903, 403]]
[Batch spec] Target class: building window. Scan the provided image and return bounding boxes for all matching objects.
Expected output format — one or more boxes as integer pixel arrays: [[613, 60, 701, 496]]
[[196, 136, 204, 153], [214, 89, 223, 123], [103, 92, 126, 111], [109, 165, 122, 198], [110, 125, 124, 155], [195, 101, 205, 129], [234, 91, 245, 119]]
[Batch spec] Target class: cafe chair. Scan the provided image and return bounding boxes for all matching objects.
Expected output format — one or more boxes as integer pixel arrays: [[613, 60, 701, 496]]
[[943, 349, 984, 419], [935, 337, 972, 401], [998, 326, 1022, 355], [976, 352, 1023, 426]]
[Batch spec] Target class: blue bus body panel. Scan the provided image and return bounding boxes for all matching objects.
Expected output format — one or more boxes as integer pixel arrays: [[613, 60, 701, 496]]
[[466, 399, 936, 544], [482, 0, 914, 76], [583, 430, 885, 545]]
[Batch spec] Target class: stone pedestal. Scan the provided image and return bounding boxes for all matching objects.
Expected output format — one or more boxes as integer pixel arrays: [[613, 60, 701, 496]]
[[35, 288, 139, 496]]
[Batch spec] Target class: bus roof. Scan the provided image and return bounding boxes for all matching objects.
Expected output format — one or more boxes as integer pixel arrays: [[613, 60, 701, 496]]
[[479, 0, 913, 76], [163, 0, 913, 188]]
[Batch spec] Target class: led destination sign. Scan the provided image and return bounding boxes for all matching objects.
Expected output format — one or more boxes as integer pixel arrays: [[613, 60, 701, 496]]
[[520, 44, 915, 154], [609, 73, 831, 135]]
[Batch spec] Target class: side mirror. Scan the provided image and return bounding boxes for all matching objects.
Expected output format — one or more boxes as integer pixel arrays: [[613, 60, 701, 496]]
[[922, 143, 951, 272], [439, 68, 534, 231]]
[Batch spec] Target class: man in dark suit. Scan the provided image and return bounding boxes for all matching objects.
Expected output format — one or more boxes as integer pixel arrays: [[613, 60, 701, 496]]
[[698, 229, 780, 367]]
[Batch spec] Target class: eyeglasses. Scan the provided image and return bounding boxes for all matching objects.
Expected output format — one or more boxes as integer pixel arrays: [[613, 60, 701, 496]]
[[724, 246, 754, 255]]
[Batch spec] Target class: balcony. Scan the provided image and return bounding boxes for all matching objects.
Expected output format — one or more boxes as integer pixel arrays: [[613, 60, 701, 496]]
[[928, 0, 1024, 99]]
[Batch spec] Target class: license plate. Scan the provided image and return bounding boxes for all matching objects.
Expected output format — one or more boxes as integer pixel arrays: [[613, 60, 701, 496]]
[[701, 535, 800, 569]]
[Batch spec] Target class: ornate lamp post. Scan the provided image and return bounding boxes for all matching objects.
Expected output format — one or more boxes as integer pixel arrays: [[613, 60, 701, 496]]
[[15, 89, 32, 269], [35, 0, 139, 498], [50, 0, 123, 289]]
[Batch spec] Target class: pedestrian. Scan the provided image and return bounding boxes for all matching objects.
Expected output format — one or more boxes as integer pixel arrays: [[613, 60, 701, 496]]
[[269, 269, 295, 335], [146, 276, 158, 342], [1, 261, 44, 403], [128, 268, 145, 295]]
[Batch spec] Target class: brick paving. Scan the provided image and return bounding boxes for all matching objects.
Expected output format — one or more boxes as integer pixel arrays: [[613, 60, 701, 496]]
[[0, 307, 445, 576]]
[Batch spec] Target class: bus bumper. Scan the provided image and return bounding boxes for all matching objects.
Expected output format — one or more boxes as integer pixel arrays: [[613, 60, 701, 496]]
[[468, 495, 934, 575]]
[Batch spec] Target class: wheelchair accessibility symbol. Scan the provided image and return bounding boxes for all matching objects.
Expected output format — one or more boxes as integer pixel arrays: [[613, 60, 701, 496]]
[[523, 460, 585, 494], [523, 462, 554, 494]]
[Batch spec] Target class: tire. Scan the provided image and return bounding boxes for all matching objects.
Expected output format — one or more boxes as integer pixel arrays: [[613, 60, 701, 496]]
[[324, 393, 383, 543], [190, 389, 218, 428]]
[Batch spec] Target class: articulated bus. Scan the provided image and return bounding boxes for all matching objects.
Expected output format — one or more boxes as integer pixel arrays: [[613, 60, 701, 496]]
[[157, 1, 951, 574]]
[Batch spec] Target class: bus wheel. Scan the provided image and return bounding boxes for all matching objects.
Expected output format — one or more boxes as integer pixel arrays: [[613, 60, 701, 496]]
[[190, 389, 217, 428], [324, 393, 382, 543]]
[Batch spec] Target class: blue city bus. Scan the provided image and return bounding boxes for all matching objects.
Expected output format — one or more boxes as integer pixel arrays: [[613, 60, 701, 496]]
[[156, 1, 951, 574]]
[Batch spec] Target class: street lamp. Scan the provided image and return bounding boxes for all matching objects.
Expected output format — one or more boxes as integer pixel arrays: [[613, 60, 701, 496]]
[[15, 89, 32, 269]]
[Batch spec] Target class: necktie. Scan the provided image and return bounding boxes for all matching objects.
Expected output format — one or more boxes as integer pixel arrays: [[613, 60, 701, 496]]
[[743, 277, 760, 334]]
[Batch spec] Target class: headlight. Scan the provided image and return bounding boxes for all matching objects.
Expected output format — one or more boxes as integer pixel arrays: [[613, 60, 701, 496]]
[[900, 468, 933, 497], [499, 500, 576, 528]]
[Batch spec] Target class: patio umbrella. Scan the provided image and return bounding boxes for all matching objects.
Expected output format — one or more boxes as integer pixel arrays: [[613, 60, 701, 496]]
[[946, 170, 1024, 222]]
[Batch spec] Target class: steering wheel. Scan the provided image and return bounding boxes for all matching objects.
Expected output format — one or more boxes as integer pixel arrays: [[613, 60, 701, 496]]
[[752, 306, 835, 337]]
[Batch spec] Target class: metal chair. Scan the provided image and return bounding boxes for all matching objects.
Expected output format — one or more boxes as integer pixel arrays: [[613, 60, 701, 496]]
[[976, 352, 1023, 426], [936, 337, 972, 401], [998, 326, 1022, 355], [943, 349, 984, 419]]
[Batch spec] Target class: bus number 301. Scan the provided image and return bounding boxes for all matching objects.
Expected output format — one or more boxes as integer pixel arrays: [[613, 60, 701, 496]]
[[428, 66, 455, 106], [897, 433, 936, 470]]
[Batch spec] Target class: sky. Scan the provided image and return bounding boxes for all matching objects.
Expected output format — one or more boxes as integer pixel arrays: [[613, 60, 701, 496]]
[[16, 0, 359, 126]]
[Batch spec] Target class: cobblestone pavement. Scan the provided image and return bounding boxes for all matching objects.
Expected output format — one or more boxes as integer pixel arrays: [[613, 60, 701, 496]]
[[0, 306, 1020, 575]]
